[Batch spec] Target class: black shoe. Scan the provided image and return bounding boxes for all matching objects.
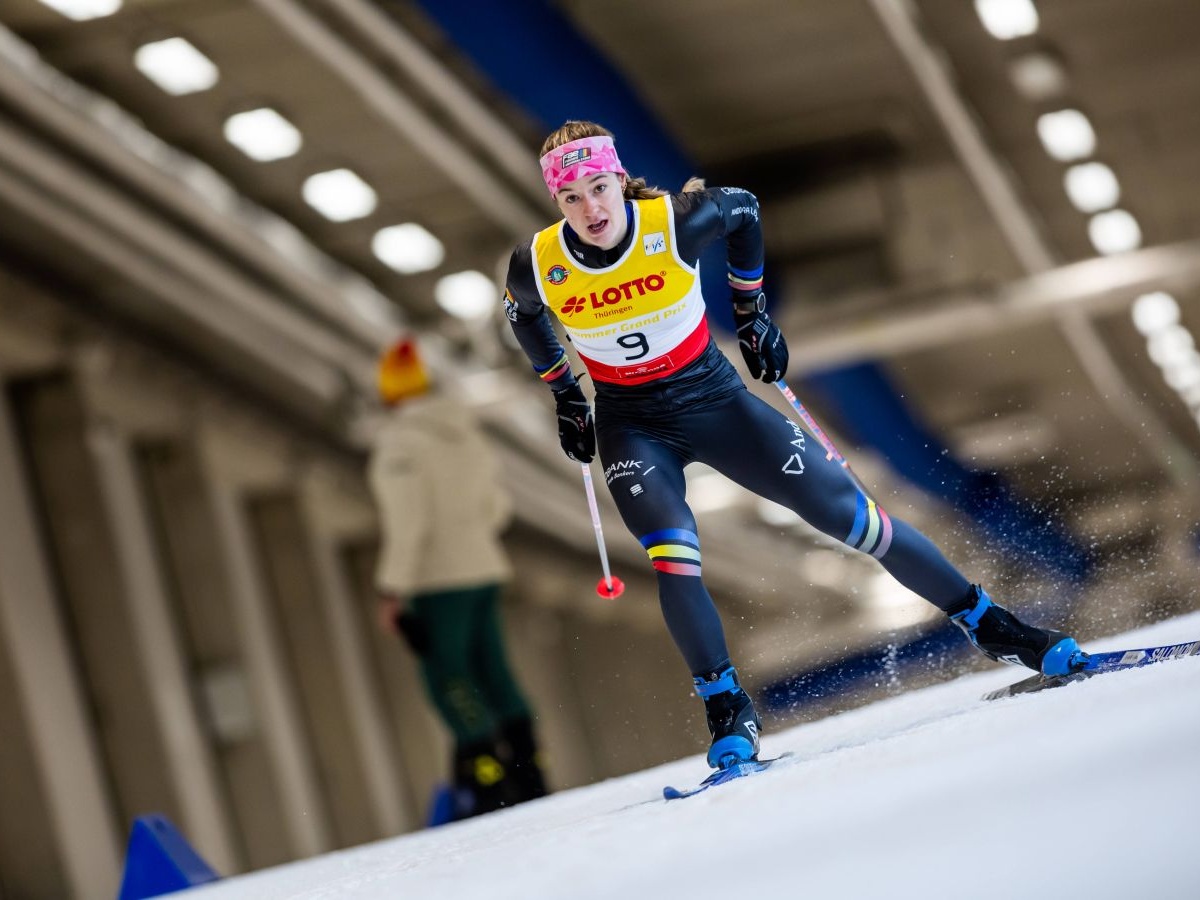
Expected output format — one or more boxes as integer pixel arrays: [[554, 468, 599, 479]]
[[694, 664, 761, 769], [498, 716, 550, 804], [948, 585, 1086, 676], [452, 740, 510, 818]]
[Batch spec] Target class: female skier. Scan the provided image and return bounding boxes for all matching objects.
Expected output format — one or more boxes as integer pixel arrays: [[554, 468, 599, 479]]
[[503, 120, 1085, 770]]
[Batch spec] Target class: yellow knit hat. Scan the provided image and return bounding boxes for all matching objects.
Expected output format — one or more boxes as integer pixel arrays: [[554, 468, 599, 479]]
[[377, 338, 430, 404]]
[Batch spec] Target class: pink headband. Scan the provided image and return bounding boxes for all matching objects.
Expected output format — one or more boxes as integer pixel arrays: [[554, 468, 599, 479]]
[[539, 135, 626, 196]]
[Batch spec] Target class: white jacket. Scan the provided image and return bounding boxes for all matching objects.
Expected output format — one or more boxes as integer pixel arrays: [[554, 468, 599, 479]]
[[367, 393, 513, 596]]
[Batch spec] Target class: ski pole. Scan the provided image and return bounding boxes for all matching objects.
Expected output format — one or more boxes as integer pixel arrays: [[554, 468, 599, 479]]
[[580, 461, 625, 599], [773, 379, 873, 499]]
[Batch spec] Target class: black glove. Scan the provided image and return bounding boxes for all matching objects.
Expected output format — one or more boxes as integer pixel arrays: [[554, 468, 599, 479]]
[[553, 382, 595, 463], [733, 293, 789, 383], [395, 610, 431, 656]]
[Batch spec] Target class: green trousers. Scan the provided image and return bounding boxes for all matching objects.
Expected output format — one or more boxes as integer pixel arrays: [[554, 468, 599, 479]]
[[409, 584, 532, 744]]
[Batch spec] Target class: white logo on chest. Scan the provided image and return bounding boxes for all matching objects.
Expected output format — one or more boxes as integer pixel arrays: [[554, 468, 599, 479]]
[[643, 232, 665, 255]]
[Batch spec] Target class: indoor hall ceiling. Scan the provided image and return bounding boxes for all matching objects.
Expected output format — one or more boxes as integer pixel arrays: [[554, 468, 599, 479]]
[[0, 0, 551, 326], [1, 0, 1198, 657]]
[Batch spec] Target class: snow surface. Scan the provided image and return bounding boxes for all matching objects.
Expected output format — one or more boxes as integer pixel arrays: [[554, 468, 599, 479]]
[[194, 613, 1200, 900]]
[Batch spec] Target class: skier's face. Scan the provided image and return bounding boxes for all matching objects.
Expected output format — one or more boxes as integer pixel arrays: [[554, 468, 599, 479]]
[[555, 172, 628, 250]]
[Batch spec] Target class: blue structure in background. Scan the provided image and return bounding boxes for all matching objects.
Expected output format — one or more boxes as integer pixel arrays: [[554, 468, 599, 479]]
[[415, 0, 1094, 705], [760, 623, 967, 713], [117, 815, 219, 900], [804, 363, 1095, 584], [411, 0, 738, 331]]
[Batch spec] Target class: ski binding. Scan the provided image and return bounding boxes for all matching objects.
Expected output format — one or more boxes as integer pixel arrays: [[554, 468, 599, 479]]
[[983, 638, 1200, 701], [663, 753, 790, 800]]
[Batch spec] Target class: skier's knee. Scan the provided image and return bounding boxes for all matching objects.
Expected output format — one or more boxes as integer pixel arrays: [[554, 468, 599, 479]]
[[640, 528, 702, 576]]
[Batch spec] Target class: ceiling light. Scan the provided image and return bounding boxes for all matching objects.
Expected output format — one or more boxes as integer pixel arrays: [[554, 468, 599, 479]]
[[1132, 292, 1200, 430], [1036, 109, 1096, 161], [1064, 162, 1120, 213], [974, 0, 1039, 40], [1147, 326, 1195, 370], [37, 0, 121, 20], [133, 37, 219, 96], [301, 168, 377, 222], [1087, 209, 1141, 255], [1008, 51, 1068, 102], [1162, 355, 1200, 393], [223, 108, 302, 162], [372, 224, 445, 274], [434, 270, 497, 320], [1131, 292, 1180, 337]]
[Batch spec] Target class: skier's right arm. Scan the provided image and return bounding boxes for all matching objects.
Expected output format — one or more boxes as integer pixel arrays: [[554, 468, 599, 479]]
[[504, 242, 595, 463]]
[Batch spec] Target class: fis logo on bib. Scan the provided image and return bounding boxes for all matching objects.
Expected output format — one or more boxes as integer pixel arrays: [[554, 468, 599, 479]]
[[643, 232, 665, 255], [544, 264, 571, 286], [558, 274, 666, 316]]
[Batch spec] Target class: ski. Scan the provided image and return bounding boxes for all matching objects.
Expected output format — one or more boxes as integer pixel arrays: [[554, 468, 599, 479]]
[[663, 754, 790, 801], [983, 638, 1200, 701]]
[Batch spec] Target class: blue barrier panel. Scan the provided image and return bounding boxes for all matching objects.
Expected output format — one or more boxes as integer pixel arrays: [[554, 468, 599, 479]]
[[116, 814, 219, 900], [425, 783, 459, 828]]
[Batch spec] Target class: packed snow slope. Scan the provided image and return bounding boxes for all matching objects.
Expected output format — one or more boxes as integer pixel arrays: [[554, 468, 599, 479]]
[[194, 613, 1200, 900]]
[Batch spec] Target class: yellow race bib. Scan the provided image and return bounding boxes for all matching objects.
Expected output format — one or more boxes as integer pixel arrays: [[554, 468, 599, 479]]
[[531, 196, 710, 384]]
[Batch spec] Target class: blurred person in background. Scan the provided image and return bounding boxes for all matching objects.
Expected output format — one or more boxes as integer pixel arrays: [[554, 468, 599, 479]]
[[369, 338, 549, 820], [503, 120, 1086, 773]]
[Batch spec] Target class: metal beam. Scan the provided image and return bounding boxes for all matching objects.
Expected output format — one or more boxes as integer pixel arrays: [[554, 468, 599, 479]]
[[317, 0, 552, 212], [787, 239, 1200, 371], [868, 0, 1197, 491], [0, 115, 356, 403], [250, 0, 544, 237], [0, 25, 399, 351]]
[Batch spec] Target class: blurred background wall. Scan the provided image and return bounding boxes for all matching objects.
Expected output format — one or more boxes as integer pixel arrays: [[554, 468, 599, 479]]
[[0, 1, 1199, 897]]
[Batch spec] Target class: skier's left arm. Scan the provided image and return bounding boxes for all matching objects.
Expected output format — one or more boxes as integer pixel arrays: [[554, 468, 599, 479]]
[[674, 187, 788, 383]]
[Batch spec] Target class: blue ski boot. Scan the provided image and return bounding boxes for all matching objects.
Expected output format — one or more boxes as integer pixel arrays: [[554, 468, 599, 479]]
[[694, 664, 761, 770], [948, 585, 1087, 676]]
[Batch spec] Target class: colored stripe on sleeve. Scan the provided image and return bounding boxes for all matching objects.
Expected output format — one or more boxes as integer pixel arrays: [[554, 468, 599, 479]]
[[536, 351, 571, 383], [728, 263, 763, 279], [728, 263, 764, 293]]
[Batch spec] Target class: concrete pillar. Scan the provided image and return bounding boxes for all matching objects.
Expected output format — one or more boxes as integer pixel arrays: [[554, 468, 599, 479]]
[[0, 392, 121, 898]]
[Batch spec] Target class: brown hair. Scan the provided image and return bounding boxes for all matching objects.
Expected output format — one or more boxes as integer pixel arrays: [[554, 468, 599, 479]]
[[540, 120, 705, 198]]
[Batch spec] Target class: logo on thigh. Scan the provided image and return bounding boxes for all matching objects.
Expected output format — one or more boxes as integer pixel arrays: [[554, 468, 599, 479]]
[[788, 421, 807, 450], [604, 458, 645, 485], [605, 460, 657, 496], [783, 421, 807, 474]]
